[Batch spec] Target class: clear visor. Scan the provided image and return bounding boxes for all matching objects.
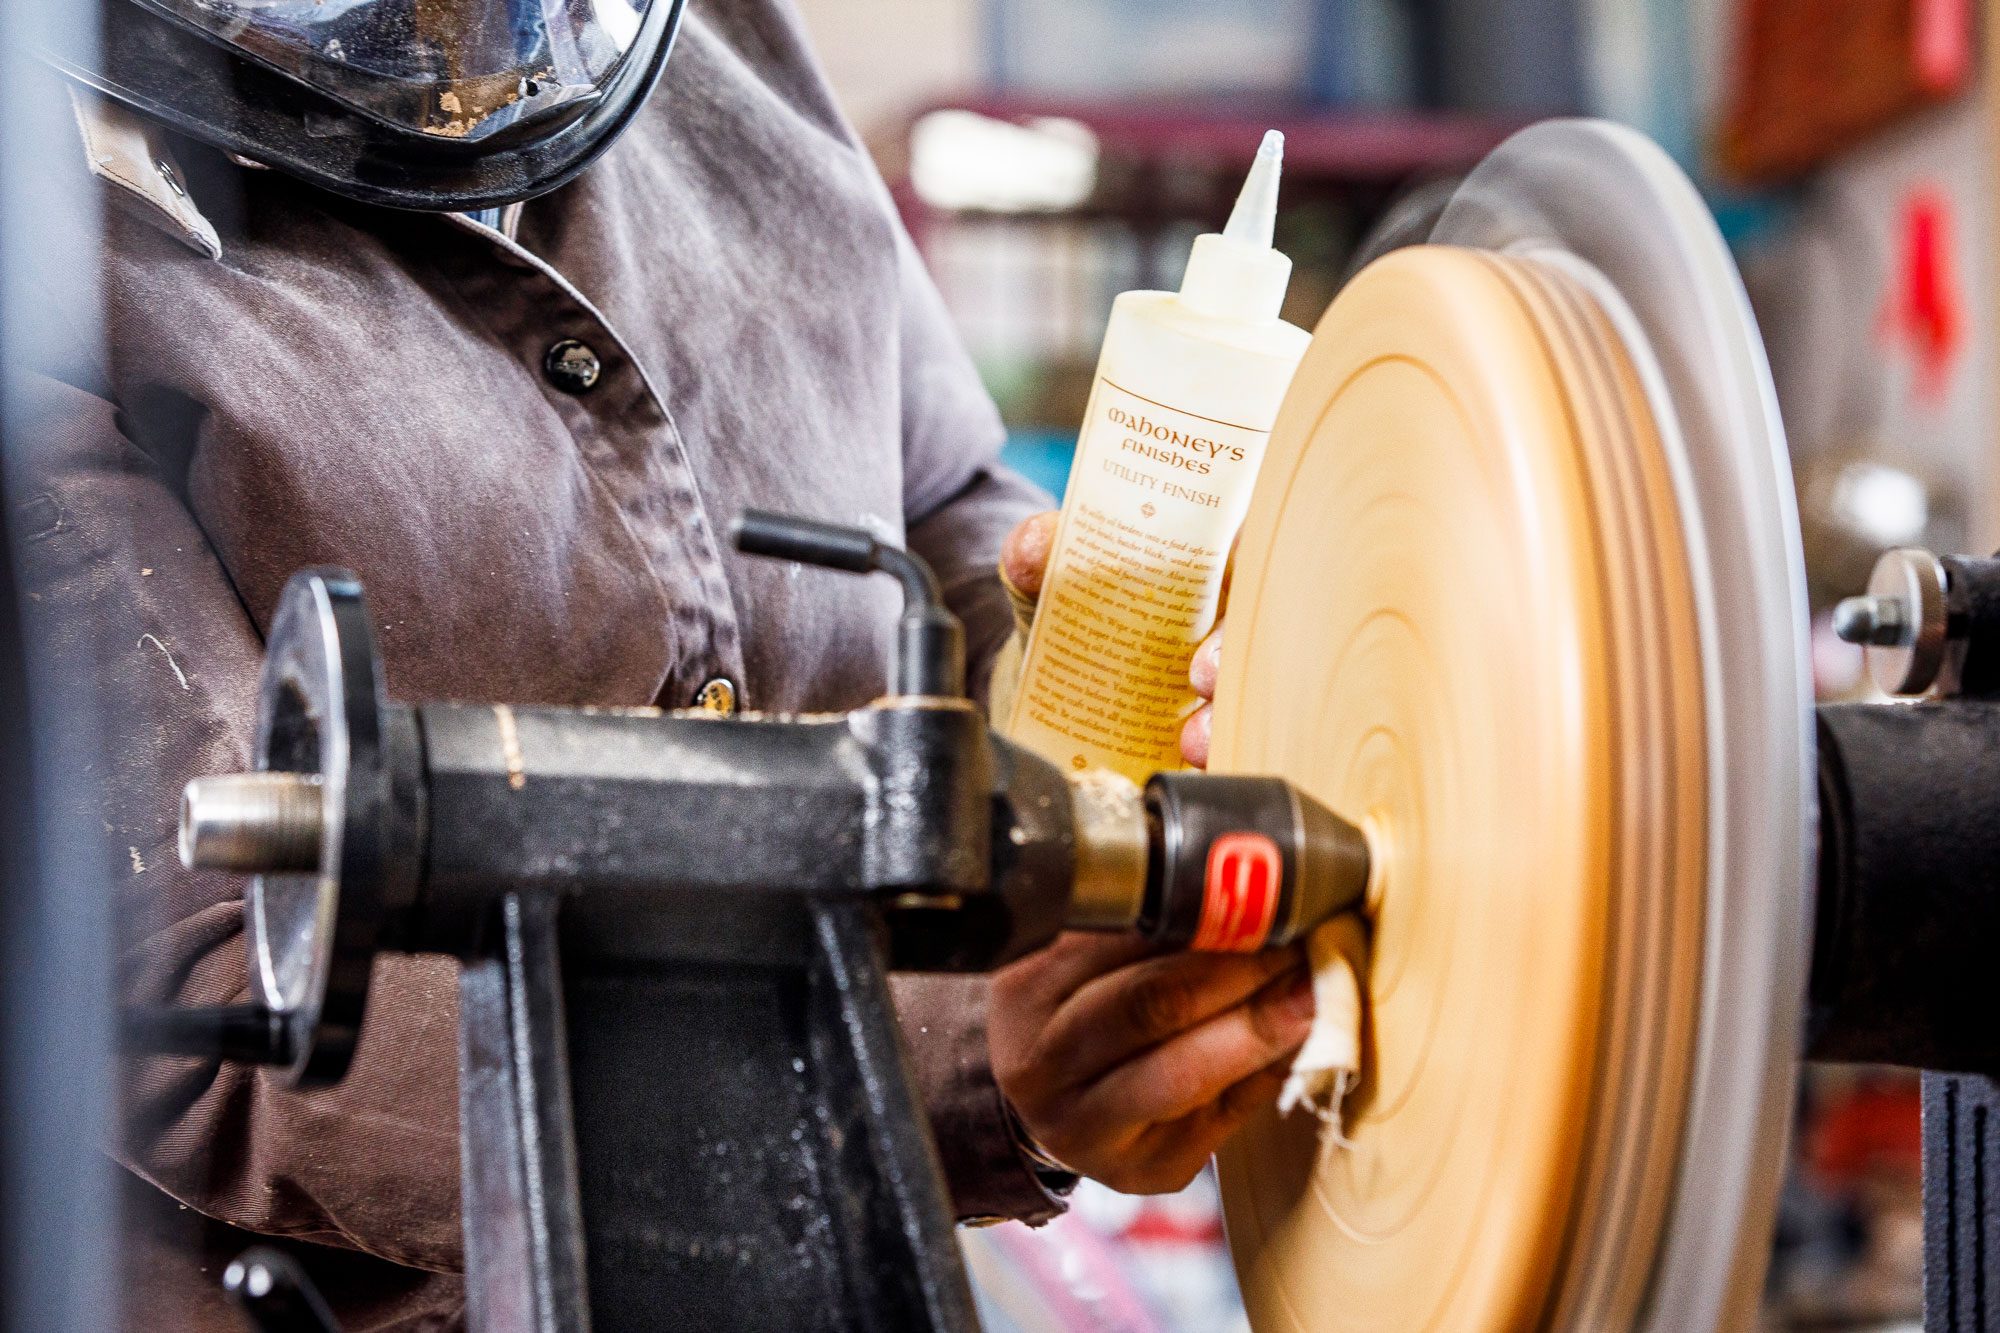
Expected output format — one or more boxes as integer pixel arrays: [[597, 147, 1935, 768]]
[[134, 0, 652, 141]]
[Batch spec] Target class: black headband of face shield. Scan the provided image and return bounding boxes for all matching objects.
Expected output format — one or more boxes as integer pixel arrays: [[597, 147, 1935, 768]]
[[44, 0, 687, 213]]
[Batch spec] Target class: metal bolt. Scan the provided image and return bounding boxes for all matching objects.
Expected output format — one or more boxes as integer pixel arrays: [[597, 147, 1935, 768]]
[[1832, 594, 1914, 647], [180, 773, 325, 874]]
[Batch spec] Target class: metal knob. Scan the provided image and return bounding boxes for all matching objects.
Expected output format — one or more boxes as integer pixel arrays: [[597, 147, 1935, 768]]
[[180, 773, 325, 874], [1831, 594, 1912, 647], [1833, 547, 1950, 696]]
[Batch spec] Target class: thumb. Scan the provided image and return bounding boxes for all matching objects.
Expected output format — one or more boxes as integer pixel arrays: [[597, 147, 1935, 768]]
[[999, 511, 1060, 602]]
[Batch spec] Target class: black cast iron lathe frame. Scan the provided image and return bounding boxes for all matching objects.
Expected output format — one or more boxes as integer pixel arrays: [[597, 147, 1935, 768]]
[[227, 567, 1041, 1332], [1815, 550, 2000, 1331], [134, 510, 1368, 1333]]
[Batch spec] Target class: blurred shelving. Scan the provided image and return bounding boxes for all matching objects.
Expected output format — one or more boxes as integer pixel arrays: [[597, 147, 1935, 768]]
[[918, 95, 1521, 184], [894, 98, 1523, 448]]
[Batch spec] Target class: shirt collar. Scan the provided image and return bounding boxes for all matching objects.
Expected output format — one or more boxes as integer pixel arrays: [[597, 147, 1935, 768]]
[[70, 85, 222, 260]]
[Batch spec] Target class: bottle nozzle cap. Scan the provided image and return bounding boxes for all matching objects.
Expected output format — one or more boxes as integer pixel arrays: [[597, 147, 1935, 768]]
[[1179, 129, 1292, 323], [1222, 130, 1284, 249]]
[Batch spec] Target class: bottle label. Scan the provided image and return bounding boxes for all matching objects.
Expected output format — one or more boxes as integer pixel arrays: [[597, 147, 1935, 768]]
[[1009, 377, 1271, 780]]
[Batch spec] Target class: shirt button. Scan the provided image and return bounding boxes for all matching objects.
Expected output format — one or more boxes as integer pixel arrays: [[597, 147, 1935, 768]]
[[543, 338, 602, 394], [693, 677, 737, 716]]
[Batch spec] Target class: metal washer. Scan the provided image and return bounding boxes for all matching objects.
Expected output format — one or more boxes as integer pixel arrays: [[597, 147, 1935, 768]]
[[1863, 547, 1950, 696]]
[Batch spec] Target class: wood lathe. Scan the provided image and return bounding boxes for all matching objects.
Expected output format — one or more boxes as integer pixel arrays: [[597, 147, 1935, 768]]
[[129, 119, 2000, 1333]]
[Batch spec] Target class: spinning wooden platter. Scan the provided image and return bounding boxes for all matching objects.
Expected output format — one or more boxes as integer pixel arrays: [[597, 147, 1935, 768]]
[[1211, 122, 1813, 1331]]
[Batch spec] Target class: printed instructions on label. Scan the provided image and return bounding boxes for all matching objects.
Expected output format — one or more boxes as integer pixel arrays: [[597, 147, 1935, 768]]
[[1012, 379, 1267, 778]]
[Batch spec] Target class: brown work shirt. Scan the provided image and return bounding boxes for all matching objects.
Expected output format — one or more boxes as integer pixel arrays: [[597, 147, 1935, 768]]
[[17, 4, 1061, 1328]]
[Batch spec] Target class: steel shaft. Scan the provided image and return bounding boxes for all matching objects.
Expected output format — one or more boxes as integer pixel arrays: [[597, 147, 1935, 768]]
[[179, 773, 324, 874]]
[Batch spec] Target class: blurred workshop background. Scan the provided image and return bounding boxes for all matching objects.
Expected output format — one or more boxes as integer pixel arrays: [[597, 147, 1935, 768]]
[[788, 0, 1987, 1329]]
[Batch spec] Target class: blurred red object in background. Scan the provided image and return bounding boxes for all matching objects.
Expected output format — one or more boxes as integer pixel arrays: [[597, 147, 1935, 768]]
[[1720, 0, 1972, 184]]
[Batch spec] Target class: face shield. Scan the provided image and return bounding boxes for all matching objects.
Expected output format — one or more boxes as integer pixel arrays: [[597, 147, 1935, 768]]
[[44, 0, 686, 211]]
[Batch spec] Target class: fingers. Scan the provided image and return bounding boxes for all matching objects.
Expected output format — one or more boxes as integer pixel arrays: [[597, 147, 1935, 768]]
[[1032, 945, 1304, 1088], [1183, 625, 1222, 769], [1116, 1059, 1293, 1193], [991, 930, 1161, 1021], [1021, 962, 1310, 1169], [1213, 1054, 1294, 1127], [1180, 705, 1211, 769], [999, 510, 1060, 601], [1189, 626, 1223, 699], [1074, 964, 1314, 1128], [993, 944, 1318, 1197]]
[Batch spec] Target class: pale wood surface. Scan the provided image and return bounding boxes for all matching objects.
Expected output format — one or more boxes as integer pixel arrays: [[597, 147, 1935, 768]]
[[1212, 244, 1707, 1330]]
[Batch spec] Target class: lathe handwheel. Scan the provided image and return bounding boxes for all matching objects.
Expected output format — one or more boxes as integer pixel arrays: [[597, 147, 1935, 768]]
[[247, 569, 399, 1087]]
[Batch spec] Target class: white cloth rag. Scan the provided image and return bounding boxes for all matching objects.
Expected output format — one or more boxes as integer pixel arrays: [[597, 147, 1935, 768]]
[[1278, 911, 1369, 1144]]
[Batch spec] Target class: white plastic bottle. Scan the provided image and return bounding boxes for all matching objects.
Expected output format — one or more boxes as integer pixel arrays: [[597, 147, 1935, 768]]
[[1008, 132, 1311, 782]]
